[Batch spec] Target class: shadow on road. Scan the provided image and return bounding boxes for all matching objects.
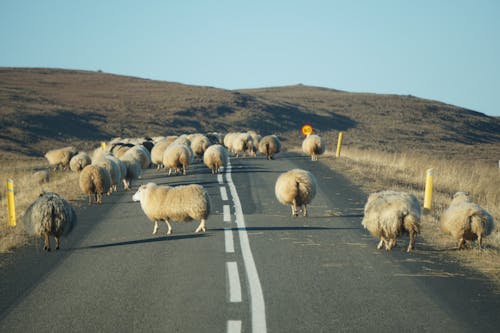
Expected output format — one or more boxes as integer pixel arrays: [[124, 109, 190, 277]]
[[211, 226, 360, 232], [73, 233, 210, 250]]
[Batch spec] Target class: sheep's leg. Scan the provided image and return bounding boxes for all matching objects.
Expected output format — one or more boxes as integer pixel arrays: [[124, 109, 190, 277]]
[[88, 194, 92, 205], [458, 238, 466, 250], [168, 168, 172, 176], [303, 205, 308, 217], [43, 233, 51, 252], [152, 221, 159, 235], [407, 231, 416, 252], [165, 220, 173, 235], [477, 234, 483, 249], [292, 200, 298, 217], [377, 238, 384, 250], [195, 219, 206, 233], [388, 239, 397, 250], [123, 179, 129, 190], [183, 165, 186, 175], [55, 236, 60, 250]]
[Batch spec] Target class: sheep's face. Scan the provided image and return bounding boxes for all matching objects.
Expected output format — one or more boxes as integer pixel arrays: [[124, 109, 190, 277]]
[[132, 186, 147, 202]]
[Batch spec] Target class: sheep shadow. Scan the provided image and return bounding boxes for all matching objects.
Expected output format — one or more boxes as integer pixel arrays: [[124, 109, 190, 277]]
[[74, 233, 209, 250], [211, 226, 360, 232]]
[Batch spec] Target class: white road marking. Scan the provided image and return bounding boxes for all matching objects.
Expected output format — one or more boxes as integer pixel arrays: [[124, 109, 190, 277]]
[[227, 261, 242, 303], [227, 320, 242, 333], [218, 174, 224, 184], [226, 160, 267, 333], [223, 205, 231, 222], [220, 186, 229, 201], [225, 228, 235, 253]]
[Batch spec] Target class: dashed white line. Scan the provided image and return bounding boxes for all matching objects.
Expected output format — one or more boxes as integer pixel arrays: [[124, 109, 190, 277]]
[[226, 160, 267, 333], [227, 261, 242, 303], [227, 320, 242, 333], [218, 174, 224, 184], [224, 228, 235, 253], [223, 205, 231, 222], [220, 186, 229, 201]]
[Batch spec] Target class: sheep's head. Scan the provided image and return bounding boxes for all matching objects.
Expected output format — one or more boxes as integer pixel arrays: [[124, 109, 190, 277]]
[[452, 192, 471, 204], [132, 185, 147, 202]]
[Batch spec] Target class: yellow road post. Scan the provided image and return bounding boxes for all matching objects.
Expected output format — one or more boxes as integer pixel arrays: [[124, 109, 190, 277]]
[[424, 169, 433, 211], [336, 132, 344, 158], [6, 179, 16, 227]]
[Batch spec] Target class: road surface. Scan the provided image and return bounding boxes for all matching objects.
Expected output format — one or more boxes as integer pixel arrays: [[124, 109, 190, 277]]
[[1, 153, 498, 332]]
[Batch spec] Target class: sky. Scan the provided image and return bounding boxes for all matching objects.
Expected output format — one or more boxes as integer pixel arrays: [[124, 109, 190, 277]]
[[1, 0, 499, 116]]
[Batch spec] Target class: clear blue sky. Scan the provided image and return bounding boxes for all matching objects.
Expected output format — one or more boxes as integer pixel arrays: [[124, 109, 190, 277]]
[[1, 0, 499, 116]]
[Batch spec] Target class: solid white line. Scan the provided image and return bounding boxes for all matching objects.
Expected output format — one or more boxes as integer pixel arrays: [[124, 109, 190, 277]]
[[218, 174, 224, 184], [220, 186, 229, 201], [227, 320, 242, 333], [223, 205, 231, 222], [225, 228, 235, 253], [227, 261, 242, 303], [226, 161, 267, 333]]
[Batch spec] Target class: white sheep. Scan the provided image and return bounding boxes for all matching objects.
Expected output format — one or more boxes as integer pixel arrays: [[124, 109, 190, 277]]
[[23, 192, 76, 251], [119, 156, 142, 190], [440, 192, 495, 249], [79, 164, 111, 204], [33, 170, 50, 185], [275, 169, 317, 217], [302, 134, 325, 161], [190, 134, 211, 159], [223, 132, 238, 154], [203, 144, 228, 174], [132, 182, 211, 235], [151, 140, 172, 170], [361, 190, 421, 252], [93, 157, 121, 194], [69, 151, 92, 172], [163, 143, 192, 175], [123, 145, 151, 169], [44, 146, 78, 171], [258, 135, 281, 160]]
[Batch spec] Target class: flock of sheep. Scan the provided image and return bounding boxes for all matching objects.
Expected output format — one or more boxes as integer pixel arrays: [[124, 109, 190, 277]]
[[23, 130, 495, 254]]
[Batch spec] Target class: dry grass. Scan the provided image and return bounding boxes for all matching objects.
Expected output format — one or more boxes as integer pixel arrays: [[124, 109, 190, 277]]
[[317, 145, 500, 283], [0, 158, 82, 254]]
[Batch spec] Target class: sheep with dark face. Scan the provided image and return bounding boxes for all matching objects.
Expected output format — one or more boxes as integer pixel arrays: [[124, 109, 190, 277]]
[[23, 192, 76, 251], [440, 192, 495, 249]]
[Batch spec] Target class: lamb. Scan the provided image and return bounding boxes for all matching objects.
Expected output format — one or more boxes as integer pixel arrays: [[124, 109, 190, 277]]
[[23, 192, 76, 251], [203, 144, 228, 174], [258, 135, 281, 160], [275, 169, 317, 217], [361, 190, 421, 252], [44, 146, 78, 171], [163, 143, 192, 175], [440, 192, 495, 249], [69, 152, 92, 172], [132, 182, 211, 235], [302, 134, 325, 161], [79, 164, 111, 204]]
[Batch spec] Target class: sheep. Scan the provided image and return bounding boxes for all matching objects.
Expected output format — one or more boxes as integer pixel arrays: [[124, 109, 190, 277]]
[[361, 190, 421, 252], [302, 134, 325, 161], [231, 132, 255, 157], [206, 132, 223, 145], [123, 145, 151, 169], [132, 182, 211, 235], [94, 157, 121, 194], [247, 130, 260, 156], [173, 134, 191, 146], [79, 164, 111, 204], [190, 134, 211, 159], [69, 152, 92, 172], [163, 143, 192, 175], [44, 146, 78, 171], [258, 135, 281, 160], [203, 144, 228, 174], [440, 192, 495, 249], [275, 169, 317, 217], [23, 192, 76, 251], [151, 140, 172, 169], [223, 132, 238, 154], [33, 170, 50, 185], [105, 154, 126, 190]]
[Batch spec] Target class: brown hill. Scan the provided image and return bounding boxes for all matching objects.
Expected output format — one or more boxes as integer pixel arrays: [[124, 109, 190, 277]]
[[1, 68, 499, 162]]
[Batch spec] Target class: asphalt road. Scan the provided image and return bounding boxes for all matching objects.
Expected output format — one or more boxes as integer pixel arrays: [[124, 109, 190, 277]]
[[1, 152, 499, 332]]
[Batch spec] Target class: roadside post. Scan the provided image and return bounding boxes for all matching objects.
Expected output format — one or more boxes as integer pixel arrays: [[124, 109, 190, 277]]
[[423, 169, 433, 212], [336, 132, 344, 157], [6, 179, 16, 227]]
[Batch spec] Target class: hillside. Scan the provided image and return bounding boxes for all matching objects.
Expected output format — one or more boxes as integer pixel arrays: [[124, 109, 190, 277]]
[[1, 68, 499, 161]]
